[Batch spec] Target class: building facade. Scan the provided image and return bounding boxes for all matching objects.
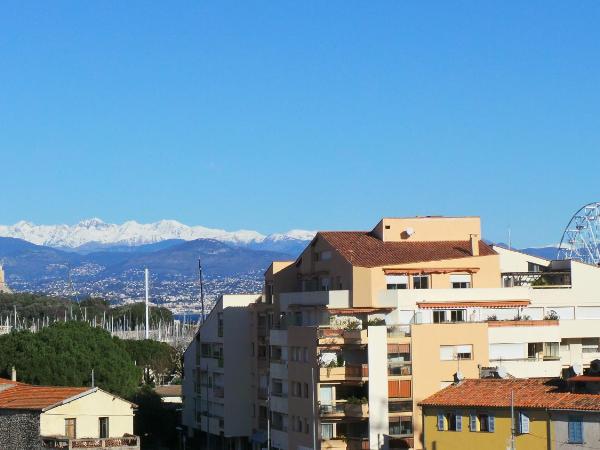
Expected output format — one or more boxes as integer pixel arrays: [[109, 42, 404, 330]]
[[0, 376, 138, 450], [182, 216, 600, 450]]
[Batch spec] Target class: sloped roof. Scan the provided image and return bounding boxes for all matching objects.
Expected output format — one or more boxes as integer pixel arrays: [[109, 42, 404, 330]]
[[419, 378, 600, 412], [318, 232, 496, 268], [155, 385, 182, 397], [0, 377, 91, 411]]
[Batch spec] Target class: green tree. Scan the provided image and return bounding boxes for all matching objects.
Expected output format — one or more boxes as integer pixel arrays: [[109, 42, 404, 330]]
[[0, 321, 141, 397], [122, 339, 177, 385]]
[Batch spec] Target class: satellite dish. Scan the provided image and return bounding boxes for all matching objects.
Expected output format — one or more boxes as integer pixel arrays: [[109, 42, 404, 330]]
[[405, 227, 415, 237], [590, 359, 600, 374], [572, 363, 584, 376], [496, 366, 508, 379]]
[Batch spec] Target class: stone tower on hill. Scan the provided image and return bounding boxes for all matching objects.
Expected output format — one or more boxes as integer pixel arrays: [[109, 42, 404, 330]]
[[0, 265, 11, 293]]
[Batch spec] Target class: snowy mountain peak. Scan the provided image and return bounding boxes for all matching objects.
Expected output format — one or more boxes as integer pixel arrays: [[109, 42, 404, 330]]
[[0, 219, 315, 250]]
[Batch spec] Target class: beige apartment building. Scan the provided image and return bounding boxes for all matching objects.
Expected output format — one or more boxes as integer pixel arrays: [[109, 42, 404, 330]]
[[182, 216, 600, 450]]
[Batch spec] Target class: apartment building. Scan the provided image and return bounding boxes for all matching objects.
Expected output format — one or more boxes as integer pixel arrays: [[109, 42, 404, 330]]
[[182, 216, 600, 450], [182, 294, 260, 450], [419, 371, 600, 450]]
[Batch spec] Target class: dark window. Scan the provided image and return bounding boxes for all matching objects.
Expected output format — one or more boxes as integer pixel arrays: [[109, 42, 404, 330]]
[[450, 310, 465, 322], [433, 311, 446, 323], [99, 417, 109, 438], [413, 275, 429, 289], [387, 283, 408, 290], [452, 281, 471, 289]]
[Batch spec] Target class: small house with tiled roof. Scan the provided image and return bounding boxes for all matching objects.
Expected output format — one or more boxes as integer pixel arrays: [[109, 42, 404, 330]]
[[419, 377, 600, 450], [0, 375, 139, 450]]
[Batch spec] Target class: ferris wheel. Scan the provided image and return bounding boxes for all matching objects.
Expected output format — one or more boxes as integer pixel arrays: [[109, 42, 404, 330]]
[[557, 202, 600, 265]]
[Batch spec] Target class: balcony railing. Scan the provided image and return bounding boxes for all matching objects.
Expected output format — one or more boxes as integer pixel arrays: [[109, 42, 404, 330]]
[[320, 364, 369, 381], [502, 271, 571, 288], [387, 325, 410, 338], [319, 402, 369, 417], [321, 437, 369, 450], [388, 362, 412, 376], [42, 436, 140, 449]]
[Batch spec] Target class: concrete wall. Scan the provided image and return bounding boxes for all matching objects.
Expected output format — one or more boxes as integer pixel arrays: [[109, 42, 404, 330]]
[[411, 323, 489, 449], [368, 326, 389, 450], [374, 217, 482, 242], [182, 336, 197, 435], [0, 410, 41, 450], [493, 246, 551, 273], [552, 411, 600, 450], [40, 390, 134, 439]]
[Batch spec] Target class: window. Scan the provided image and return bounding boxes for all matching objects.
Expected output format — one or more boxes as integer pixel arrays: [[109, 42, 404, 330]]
[[444, 413, 462, 432], [528, 262, 543, 272], [303, 347, 308, 362], [450, 274, 471, 289], [433, 311, 446, 323], [469, 414, 477, 432], [321, 251, 332, 261], [450, 310, 465, 322], [320, 277, 330, 291], [389, 418, 413, 435], [304, 418, 309, 434], [386, 275, 408, 290], [217, 313, 223, 337], [518, 412, 529, 434], [582, 338, 600, 353], [65, 418, 77, 439], [201, 343, 211, 357], [99, 417, 109, 439], [303, 383, 309, 399], [440, 345, 473, 361], [568, 416, 583, 443], [543, 342, 559, 360], [413, 275, 429, 289], [528, 342, 542, 359], [478, 414, 495, 432], [321, 423, 334, 440]]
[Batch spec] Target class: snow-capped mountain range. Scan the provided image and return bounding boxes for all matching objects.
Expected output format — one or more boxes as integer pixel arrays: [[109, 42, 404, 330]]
[[0, 218, 316, 250]]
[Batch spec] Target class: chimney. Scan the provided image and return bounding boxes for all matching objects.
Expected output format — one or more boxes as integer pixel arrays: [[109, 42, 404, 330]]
[[470, 234, 480, 256], [11, 366, 16, 382]]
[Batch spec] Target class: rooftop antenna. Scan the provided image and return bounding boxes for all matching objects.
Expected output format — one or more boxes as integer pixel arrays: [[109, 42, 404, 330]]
[[145, 268, 150, 339], [508, 226, 512, 250], [198, 259, 205, 324]]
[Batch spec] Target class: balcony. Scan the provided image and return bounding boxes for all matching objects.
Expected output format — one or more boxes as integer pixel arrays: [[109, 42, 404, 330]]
[[321, 438, 369, 450], [387, 325, 410, 338], [42, 436, 140, 449], [320, 364, 369, 382], [280, 290, 350, 311], [388, 362, 412, 376], [318, 328, 368, 345], [502, 271, 571, 289], [319, 402, 369, 418]]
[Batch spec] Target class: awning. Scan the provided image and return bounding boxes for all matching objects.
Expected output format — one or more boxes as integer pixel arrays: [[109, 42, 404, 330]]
[[384, 267, 480, 275], [417, 300, 530, 309], [250, 431, 267, 444]]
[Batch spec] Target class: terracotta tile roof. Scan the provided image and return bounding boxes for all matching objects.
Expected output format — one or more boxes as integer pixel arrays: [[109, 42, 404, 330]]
[[419, 378, 600, 412], [0, 380, 91, 411], [318, 232, 496, 268]]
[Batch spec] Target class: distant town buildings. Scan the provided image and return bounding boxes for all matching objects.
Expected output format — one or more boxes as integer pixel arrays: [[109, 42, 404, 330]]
[[181, 216, 600, 450], [0, 370, 139, 450]]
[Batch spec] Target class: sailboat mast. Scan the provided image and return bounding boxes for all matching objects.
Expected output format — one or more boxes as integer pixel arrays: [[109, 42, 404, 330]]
[[145, 268, 150, 339]]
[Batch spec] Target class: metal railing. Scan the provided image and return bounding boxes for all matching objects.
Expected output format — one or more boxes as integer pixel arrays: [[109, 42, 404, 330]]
[[42, 436, 140, 449]]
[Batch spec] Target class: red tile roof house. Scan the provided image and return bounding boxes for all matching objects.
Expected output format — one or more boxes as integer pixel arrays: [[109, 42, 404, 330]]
[[0, 376, 139, 450], [419, 377, 600, 450]]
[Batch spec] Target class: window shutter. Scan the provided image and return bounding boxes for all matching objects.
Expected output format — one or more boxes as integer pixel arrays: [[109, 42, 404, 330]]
[[470, 414, 477, 432], [388, 380, 399, 397], [455, 414, 462, 432], [568, 417, 583, 443], [488, 415, 495, 432], [519, 413, 530, 434], [398, 380, 412, 398], [437, 414, 445, 431]]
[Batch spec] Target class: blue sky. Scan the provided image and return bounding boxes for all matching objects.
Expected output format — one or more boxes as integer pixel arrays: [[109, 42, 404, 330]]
[[1, 2, 599, 246]]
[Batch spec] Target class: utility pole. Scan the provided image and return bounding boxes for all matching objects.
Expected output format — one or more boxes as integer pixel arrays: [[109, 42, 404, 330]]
[[198, 259, 205, 324], [510, 388, 516, 450], [145, 268, 150, 339]]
